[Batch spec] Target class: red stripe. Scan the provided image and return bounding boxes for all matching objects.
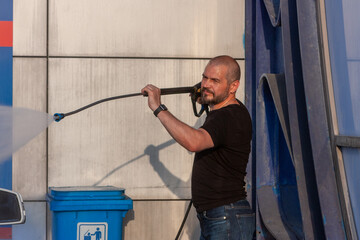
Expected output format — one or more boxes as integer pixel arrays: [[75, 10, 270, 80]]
[[0, 227, 12, 239], [0, 21, 13, 47]]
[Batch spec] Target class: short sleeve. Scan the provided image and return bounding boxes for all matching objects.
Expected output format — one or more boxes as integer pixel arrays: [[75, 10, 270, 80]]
[[200, 111, 228, 147]]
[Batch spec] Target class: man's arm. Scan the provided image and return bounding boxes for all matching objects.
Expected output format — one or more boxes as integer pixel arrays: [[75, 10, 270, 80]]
[[141, 84, 214, 152]]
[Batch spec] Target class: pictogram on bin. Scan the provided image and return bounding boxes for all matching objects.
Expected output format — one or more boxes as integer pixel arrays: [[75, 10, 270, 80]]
[[48, 186, 133, 240]]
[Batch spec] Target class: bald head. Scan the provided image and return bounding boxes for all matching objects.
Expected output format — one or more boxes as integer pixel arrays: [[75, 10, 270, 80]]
[[207, 55, 241, 83]]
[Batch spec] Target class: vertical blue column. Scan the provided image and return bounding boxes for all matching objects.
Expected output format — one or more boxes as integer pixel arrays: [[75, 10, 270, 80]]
[[0, 0, 13, 191], [0, 1, 14, 238]]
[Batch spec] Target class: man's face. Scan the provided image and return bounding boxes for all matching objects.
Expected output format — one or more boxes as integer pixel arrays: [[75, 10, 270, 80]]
[[201, 63, 230, 105]]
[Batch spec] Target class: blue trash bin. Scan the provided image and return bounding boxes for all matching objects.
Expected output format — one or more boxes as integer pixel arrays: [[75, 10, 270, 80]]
[[48, 186, 133, 240]]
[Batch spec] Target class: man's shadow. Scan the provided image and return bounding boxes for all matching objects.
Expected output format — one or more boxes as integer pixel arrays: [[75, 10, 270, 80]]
[[94, 116, 205, 239], [144, 140, 190, 194], [92, 138, 188, 190], [144, 140, 201, 240]]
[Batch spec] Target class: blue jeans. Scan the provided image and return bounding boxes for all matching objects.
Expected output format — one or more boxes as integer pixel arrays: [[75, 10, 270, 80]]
[[197, 200, 255, 240]]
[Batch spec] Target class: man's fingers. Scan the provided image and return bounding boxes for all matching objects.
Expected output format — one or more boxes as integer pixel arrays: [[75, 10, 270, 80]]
[[142, 84, 162, 111], [141, 85, 156, 96]]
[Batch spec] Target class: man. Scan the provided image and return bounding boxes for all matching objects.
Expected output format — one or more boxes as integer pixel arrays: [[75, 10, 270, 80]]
[[141, 55, 254, 240], [92, 227, 102, 240]]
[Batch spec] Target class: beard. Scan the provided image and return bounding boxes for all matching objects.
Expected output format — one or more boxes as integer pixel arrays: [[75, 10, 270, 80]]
[[201, 86, 230, 105]]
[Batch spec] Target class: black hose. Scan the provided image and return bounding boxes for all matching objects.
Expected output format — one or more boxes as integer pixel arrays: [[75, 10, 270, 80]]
[[54, 86, 196, 122], [62, 93, 142, 118], [175, 200, 193, 240]]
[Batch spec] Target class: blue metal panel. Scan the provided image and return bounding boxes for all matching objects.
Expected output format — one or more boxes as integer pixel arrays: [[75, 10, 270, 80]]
[[253, 2, 279, 238], [244, 0, 257, 212], [0, 47, 13, 189], [0, 0, 13, 20], [252, 1, 283, 238], [0, 0, 13, 191], [247, 0, 306, 238], [0, 2, 13, 239], [0, 47, 13, 105], [295, 0, 347, 238], [280, 0, 326, 238], [245, 0, 348, 238], [256, 74, 302, 239]]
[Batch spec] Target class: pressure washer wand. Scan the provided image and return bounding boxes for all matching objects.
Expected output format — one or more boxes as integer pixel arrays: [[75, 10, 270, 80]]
[[53, 86, 198, 122]]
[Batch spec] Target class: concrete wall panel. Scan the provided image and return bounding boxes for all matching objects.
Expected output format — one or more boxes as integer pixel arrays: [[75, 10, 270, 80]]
[[13, 0, 47, 56], [48, 58, 204, 199], [237, 61, 246, 103], [12, 58, 47, 200], [124, 200, 200, 240], [48, 58, 245, 199], [49, 0, 245, 58], [12, 0, 245, 238]]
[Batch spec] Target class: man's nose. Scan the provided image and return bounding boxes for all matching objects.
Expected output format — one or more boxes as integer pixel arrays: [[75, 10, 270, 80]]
[[201, 79, 209, 88]]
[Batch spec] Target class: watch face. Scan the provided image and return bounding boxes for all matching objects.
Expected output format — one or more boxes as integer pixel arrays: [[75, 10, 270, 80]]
[[154, 104, 167, 117], [160, 104, 167, 110]]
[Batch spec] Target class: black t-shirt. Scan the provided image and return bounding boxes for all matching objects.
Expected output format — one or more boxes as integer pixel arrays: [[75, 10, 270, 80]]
[[192, 100, 252, 212]]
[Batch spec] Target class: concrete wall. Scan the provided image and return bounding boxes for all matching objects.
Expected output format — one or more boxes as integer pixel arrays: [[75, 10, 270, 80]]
[[12, 0, 245, 239]]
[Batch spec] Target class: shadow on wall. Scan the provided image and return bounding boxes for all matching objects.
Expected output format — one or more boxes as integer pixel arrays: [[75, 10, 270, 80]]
[[92, 116, 205, 187], [143, 115, 206, 199], [94, 116, 205, 239], [91, 139, 178, 187]]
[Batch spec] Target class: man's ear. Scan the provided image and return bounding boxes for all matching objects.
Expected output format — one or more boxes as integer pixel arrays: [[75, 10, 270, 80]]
[[230, 80, 240, 94]]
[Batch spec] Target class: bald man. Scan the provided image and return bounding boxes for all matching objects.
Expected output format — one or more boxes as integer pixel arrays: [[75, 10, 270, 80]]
[[142, 55, 254, 240]]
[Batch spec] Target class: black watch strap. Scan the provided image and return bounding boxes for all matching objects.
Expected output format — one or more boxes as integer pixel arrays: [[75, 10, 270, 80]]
[[153, 104, 168, 117]]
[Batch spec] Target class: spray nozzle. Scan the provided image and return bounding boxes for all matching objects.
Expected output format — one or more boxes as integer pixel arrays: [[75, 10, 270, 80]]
[[53, 113, 65, 122]]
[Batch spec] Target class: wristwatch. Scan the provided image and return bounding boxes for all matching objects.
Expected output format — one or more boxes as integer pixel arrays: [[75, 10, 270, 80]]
[[153, 104, 168, 117]]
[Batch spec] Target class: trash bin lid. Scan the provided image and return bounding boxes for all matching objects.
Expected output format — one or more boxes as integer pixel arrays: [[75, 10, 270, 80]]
[[48, 186, 126, 201]]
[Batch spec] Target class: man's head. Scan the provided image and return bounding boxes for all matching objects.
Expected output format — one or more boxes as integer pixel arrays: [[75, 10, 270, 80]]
[[207, 55, 241, 83], [201, 55, 240, 106]]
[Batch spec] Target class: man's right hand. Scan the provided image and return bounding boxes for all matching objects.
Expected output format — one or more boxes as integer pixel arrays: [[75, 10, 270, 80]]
[[141, 84, 162, 111]]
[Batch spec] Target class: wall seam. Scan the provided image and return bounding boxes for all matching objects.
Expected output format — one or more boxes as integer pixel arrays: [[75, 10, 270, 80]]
[[45, 0, 49, 239]]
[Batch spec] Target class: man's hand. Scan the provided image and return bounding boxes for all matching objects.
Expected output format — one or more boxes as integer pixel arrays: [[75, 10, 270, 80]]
[[141, 84, 161, 111], [190, 82, 203, 104]]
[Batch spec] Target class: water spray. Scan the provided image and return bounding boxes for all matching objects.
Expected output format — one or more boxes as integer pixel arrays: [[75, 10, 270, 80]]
[[53, 83, 208, 122]]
